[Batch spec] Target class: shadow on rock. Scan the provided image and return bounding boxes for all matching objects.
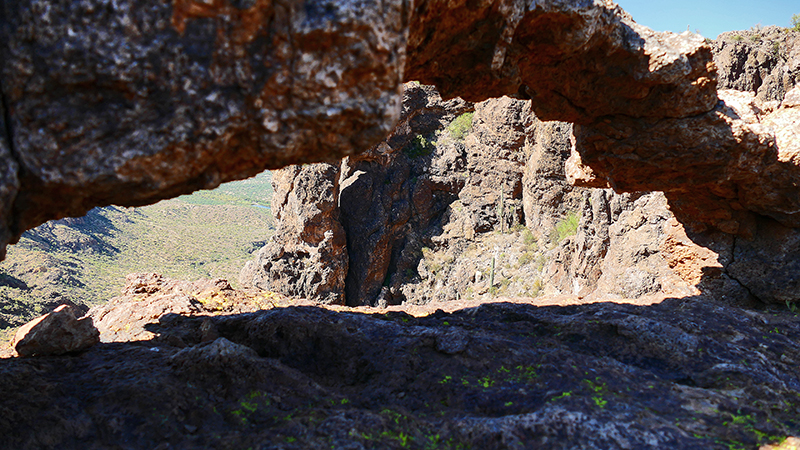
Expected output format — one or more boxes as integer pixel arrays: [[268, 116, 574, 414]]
[[1, 295, 800, 449]]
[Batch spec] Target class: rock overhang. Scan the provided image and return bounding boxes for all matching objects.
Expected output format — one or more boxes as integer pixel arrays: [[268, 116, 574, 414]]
[[0, 0, 797, 271]]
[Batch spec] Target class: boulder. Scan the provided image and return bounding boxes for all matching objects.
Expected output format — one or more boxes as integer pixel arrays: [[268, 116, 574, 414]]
[[13, 304, 99, 357]]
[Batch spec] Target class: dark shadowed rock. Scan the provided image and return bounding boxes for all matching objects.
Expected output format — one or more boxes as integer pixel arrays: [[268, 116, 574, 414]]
[[2, 291, 800, 449], [406, 0, 717, 123], [570, 88, 800, 237], [13, 304, 99, 356]]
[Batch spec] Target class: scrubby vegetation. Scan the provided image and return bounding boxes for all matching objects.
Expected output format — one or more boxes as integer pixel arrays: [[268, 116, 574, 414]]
[[550, 211, 580, 244], [793, 13, 800, 31], [447, 112, 474, 141], [403, 135, 435, 158], [0, 172, 275, 331]]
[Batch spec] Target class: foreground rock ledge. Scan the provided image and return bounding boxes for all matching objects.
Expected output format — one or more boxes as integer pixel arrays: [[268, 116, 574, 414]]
[[0, 0, 718, 257], [2, 279, 800, 449]]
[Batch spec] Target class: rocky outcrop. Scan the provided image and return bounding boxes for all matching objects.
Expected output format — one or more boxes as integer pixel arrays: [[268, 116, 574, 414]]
[[249, 86, 724, 305], [0, 0, 406, 257], [12, 303, 99, 356], [406, 1, 716, 123], [337, 86, 471, 306], [0, 0, 728, 261], [2, 288, 800, 449], [713, 26, 800, 102], [89, 272, 274, 344], [242, 84, 473, 306], [569, 88, 800, 235], [239, 164, 348, 305], [567, 87, 800, 303]]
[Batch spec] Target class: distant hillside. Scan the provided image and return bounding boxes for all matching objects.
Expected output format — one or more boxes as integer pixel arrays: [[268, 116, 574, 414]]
[[0, 171, 275, 335]]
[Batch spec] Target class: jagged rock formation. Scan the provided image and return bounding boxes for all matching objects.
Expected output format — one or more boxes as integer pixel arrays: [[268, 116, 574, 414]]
[[713, 26, 800, 103], [239, 164, 348, 305], [246, 85, 726, 305], [2, 279, 800, 449], [241, 84, 473, 306], [0, 0, 761, 263]]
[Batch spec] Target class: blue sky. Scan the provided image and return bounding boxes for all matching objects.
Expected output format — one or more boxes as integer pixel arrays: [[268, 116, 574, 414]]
[[616, 0, 798, 38]]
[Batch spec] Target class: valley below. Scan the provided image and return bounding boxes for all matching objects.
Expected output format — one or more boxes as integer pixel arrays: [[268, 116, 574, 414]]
[[0, 172, 274, 339]]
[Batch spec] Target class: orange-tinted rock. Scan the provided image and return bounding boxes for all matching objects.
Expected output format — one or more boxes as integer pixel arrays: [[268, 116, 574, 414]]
[[0, 0, 406, 256], [13, 304, 99, 357]]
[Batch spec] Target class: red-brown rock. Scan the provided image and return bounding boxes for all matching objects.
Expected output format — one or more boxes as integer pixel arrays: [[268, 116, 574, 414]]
[[13, 304, 99, 357]]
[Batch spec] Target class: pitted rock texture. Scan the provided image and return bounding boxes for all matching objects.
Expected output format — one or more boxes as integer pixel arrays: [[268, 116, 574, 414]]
[[405, 0, 717, 123], [243, 84, 473, 306], [0, 0, 724, 260], [249, 85, 723, 305], [239, 164, 348, 305], [0, 0, 405, 256], [568, 88, 800, 235], [2, 289, 800, 449]]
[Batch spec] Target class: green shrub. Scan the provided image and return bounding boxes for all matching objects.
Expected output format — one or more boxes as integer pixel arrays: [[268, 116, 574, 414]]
[[732, 35, 743, 42], [530, 278, 543, 297], [518, 251, 535, 267], [793, 14, 800, 31], [403, 135, 434, 158], [550, 211, 580, 244], [448, 112, 474, 141], [522, 228, 537, 250]]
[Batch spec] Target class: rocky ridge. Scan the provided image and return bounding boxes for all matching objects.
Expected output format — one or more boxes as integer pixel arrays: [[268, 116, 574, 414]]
[[2, 274, 800, 449], [1, 0, 795, 264], [242, 82, 758, 307], [713, 25, 800, 103]]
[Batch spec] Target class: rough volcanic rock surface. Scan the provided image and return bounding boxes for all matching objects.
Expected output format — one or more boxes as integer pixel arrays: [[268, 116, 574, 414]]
[[0, 0, 406, 255], [1, 287, 800, 449], [0, 0, 728, 261], [406, 0, 717, 123], [457, 96, 529, 234], [567, 86, 800, 302], [242, 83, 473, 306], [713, 26, 800, 103], [522, 118, 582, 237], [239, 164, 348, 305], [337, 85, 471, 306], [251, 85, 730, 306]]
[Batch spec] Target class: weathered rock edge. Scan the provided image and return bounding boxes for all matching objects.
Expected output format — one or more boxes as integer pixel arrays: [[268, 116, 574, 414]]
[[3, 281, 800, 449], [0, 0, 719, 258]]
